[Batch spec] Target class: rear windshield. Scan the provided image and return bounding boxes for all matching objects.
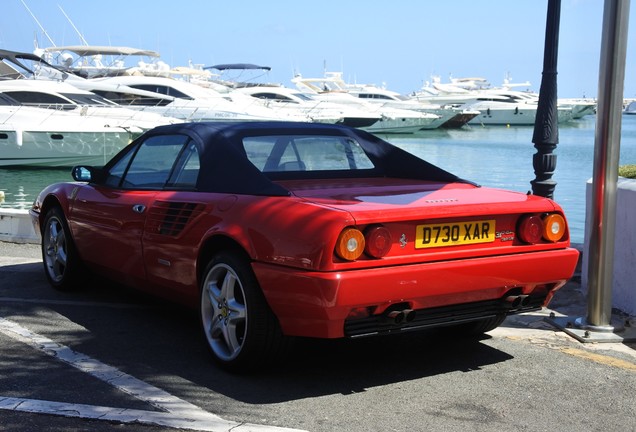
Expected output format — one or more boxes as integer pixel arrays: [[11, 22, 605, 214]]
[[243, 135, 375, 173]]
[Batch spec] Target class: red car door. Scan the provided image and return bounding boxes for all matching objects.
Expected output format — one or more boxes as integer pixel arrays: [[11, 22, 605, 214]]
[[140, 190, 209, 302], [70, 185, 157, 284], [69, 132, 196, 286]]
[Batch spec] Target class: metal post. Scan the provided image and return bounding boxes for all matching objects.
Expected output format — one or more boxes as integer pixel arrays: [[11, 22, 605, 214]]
[[531, 0, 561, 199], [545, 0, 635, 343], [579, 0, 631, 331]]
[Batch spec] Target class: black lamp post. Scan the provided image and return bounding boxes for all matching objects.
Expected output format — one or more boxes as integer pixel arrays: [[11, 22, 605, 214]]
[[531, 0, 561, 199]]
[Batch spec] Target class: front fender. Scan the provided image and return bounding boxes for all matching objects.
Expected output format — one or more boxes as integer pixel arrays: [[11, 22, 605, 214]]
[[32, 183, 83, 232]]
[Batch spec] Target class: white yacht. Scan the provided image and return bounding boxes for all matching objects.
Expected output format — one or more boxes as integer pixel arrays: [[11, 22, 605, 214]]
[[36, 46, 308, 123], [0, 103, 133, 167], [39, 45, 168, 78], [559, 98, 597, 119], [0, 79, 177, 132], [0, 48, 178, 130], [90, 75, 310, 123], [292, 73, 440, 133], [414, 77, 574, 125], [233, 85, 380, 127], [0, 49, 174, 167], [342, 81, 479, 129], [465, 89, 573, 125]]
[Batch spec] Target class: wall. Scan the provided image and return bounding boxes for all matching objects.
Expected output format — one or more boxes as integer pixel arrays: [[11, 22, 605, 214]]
[[582, 178, 636, 316], [0, 209, 39, 244]]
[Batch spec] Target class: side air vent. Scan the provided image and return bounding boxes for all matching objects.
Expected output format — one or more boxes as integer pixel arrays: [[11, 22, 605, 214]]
[[147, 201, 204, 236]]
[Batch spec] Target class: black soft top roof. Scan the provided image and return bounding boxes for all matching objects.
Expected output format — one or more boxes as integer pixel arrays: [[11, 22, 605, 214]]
[[129, 121, 469, 196]]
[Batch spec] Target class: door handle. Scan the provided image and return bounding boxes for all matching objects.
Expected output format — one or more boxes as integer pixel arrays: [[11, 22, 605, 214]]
[[132, 204, 146, 213]]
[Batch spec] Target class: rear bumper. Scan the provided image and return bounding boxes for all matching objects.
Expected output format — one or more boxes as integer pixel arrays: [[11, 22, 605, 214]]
[[253, 247, 580, 338]]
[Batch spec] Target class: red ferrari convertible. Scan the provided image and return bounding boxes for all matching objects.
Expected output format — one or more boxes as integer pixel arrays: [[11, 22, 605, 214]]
[[30, 121, 579, 371]]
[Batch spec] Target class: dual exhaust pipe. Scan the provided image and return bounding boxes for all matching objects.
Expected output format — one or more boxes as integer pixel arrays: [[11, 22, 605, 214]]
[[385, 309, 416, 325], [504, 294, 531, 310]]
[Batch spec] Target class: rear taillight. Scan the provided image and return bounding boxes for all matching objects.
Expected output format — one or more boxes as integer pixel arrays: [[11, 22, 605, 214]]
[[518, 215, 543, 243], [335, 228, 366, 261], [335, 225, 393, 261], [518, 213, 567, 244], [364, 225, 392, 258]]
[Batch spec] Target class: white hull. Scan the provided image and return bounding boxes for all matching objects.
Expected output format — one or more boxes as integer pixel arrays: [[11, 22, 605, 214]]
[[559, 98, 597, 119], [0, 80, 177, 131], [624, 101, 636, 115], [362, 115, 440, 133], [0, 106, 133, 167], [234, 86, 381, 127], [467, 103, 573, 125]]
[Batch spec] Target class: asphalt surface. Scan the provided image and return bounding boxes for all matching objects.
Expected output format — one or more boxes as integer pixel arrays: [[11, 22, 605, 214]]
[[1, 240, 635, 432]]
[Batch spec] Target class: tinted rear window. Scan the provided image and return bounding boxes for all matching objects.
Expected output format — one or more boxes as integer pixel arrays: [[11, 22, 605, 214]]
[[243, 135, 375, 173]]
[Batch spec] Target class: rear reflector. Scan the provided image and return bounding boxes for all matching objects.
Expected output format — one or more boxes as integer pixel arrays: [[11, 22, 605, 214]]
[[518, 215, 543, 244], [364, 225, 392, 258]]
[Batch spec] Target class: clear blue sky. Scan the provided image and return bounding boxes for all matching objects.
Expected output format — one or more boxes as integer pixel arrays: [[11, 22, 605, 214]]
[[1, 0, 634, 98]]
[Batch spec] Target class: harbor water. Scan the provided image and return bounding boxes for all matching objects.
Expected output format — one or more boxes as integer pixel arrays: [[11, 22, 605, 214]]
[[2, 114, 636, 245]]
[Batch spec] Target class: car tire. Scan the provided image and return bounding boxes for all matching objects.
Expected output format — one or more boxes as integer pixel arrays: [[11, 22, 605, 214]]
[[41, 207, 87, 291], [200, 252, 288, 372]]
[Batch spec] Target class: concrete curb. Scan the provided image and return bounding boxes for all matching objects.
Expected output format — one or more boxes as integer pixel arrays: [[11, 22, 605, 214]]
[[0, 209, 38, 244]]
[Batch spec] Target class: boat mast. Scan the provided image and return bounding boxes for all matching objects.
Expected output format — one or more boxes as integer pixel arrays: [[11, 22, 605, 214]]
[[58, 5, 90, 46]]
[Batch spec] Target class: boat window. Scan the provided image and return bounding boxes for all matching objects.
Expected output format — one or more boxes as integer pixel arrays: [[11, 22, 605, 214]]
[[91, 89, 172, 106], [358, 93, 393, 100], [129, 84, 193, 100], [0, 93, 19, 106], [243, 135, 375, 173], [295, 93, 313, 101], [61, 92, 118, 106], [251, 92, 296, 103], [0, 61, 23, 79], [3, 91, 73, 107]]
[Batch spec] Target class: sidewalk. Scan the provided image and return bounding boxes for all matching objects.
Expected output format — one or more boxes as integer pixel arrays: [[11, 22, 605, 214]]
[[496, 263, 636, 367]]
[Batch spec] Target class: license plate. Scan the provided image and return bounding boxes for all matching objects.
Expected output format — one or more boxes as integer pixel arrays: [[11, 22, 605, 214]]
[[415, 219, 496, 249]]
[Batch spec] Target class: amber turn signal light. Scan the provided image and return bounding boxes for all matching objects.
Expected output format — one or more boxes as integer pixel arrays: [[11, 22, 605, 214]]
[[335, 228, 366, 261], [542, 213, 566, 242]]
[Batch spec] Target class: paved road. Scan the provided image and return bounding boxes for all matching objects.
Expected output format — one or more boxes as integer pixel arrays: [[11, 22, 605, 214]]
[[1, 241, 635, 432]]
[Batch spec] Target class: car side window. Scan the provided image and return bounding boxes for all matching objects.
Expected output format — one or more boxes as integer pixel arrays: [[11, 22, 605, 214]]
[[165, 141, 200, 190], [104, 146, 135, 188], [107, 134, 191, 189]]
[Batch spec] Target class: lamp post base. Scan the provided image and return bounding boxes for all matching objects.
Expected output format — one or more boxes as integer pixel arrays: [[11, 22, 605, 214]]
[[546, 314, 636, 343]]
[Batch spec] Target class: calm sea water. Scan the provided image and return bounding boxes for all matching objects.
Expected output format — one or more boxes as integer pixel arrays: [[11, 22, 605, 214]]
[[387, 115, 636, 245], [2, 115, 636, 244]]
